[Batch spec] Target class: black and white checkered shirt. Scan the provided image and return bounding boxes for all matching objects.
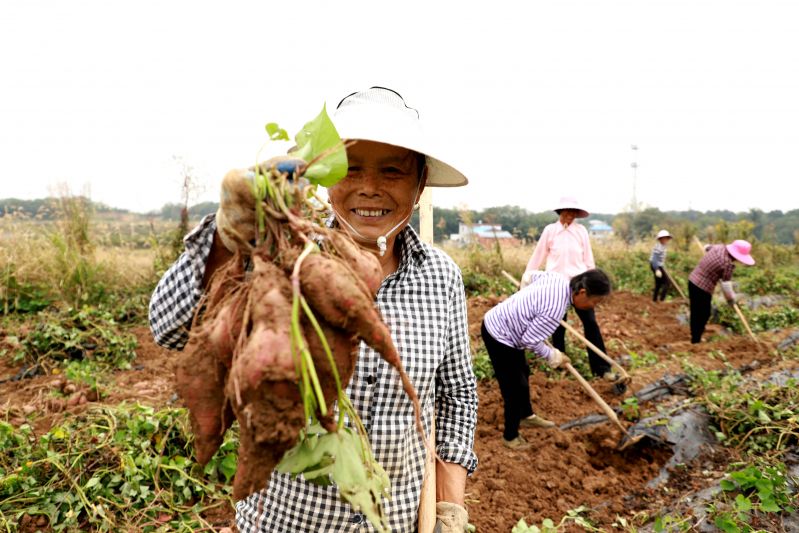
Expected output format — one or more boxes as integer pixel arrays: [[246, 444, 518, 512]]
[[149, 214, 478, 532]]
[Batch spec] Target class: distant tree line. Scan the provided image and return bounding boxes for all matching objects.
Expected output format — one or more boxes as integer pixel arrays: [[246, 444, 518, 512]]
[[156, 202, 219, 220], [2, 197, 797, 244], [410, 205, 799, 245], [0, 197, 127, 218], [0, 198, 215, 221]]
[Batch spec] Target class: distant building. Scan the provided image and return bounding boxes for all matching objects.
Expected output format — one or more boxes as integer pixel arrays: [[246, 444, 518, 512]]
[[448, 221, 521, 247], [588, 219, 613, 239]]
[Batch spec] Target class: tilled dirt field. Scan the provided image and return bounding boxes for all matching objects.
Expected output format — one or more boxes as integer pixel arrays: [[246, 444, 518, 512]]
[[1, 291, 795, 532], [466, 291, 794, 532]]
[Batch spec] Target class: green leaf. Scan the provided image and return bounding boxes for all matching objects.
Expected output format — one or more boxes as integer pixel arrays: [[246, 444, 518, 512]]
[[734, 494, 752, 512], [218, 453, 238, 481], [277, 428, 390, 533], [292, 104, 348, 187], [720, 479, 737, 491], [265, 122, 289, 141], [759, 497, 781, 513], [713, 514, 740, 533]]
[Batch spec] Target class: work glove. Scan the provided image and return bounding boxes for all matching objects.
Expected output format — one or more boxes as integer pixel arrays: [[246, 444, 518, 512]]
[[215, 157, 304, 253], [520, 270, 540, 289], [654, 269, 663, 279], [547, 347, 570, 369], [434, 502, 469, 533], [720, 280, 736, 305]]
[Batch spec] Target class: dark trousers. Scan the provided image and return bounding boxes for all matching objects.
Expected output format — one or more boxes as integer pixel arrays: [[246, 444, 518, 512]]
[[689, 280, 712, 343], [652, 266, 669, 301], [481, 322, 533, 441], [551, 307, 610, 377]]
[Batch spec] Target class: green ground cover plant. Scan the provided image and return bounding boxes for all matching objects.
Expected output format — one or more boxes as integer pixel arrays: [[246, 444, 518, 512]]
[[707, 462, 796, 533], [0, 405, 236, 532], [6, 306, 138, 371], [683, 362, 798, 456]]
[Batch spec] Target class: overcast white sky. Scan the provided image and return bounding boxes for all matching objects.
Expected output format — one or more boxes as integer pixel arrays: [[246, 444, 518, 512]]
[[2, 0, 798, 216]]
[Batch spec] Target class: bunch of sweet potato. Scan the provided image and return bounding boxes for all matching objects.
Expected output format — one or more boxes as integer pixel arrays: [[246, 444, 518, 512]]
[[175, 219, 420, 501]]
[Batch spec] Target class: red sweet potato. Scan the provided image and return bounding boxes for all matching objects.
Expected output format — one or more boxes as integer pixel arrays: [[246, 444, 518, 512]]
[[299, 254, 389, 357], [228, 256, 296, 393], [204, 253, 247, 368], [298, 253, 422, 430], [175, 331, 233, 466], [324, 230, 384, 298], [303, 318, 359, 405], [228, 376, 306, 500]]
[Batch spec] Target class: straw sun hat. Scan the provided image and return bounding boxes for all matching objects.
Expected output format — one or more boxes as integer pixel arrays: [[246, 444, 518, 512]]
[[332, 87, 468, 187]]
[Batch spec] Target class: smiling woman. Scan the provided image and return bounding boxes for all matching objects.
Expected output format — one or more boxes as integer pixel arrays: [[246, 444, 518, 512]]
[[328, 140, 426, 275], [150, 86, 479, 532]]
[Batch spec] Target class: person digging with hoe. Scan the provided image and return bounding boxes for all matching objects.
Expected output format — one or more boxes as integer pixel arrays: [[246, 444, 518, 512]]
[[521, 197, 616, 381], [481, 269, 612, 450], [688, 239, 756, 344], [650, 229, 673, 302], [149, 87, 478, 532]]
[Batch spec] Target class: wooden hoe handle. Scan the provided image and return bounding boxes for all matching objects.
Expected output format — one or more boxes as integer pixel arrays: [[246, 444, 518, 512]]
[[559, 320, 629, 380], [662, 269, 688, 301], [417, 417, 436, 533], [563, 363, 628, 435], [733, 303, 759, 344]]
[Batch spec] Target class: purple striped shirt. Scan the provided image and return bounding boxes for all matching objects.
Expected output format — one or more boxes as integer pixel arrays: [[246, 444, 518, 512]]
[[483, 271, 571, 361], [689, 244, 735, 294]]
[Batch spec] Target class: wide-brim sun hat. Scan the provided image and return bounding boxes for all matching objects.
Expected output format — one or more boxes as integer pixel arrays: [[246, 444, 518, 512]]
[[656, 229, 672, 239], [332, 87, 468, 187], [726, 239, 756, 266], [553, 196, 589, 218]]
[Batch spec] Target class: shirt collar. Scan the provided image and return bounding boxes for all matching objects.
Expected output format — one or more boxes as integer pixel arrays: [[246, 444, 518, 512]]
[[325, 213, 428, 270], [396, 225, 428, 270]]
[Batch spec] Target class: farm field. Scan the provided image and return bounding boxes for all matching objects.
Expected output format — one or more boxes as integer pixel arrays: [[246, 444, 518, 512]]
[[464, 291, 798, 532], [4, 290, 797, 532], [1, 211, 798, 532]]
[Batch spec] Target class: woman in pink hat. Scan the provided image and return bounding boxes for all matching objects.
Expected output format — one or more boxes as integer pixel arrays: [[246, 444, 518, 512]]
[[520, 197, 614, 380], [687, 239, 756, 343]]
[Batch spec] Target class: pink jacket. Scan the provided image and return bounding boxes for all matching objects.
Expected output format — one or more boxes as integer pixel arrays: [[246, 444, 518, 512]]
[[525, 222, 595, 280]]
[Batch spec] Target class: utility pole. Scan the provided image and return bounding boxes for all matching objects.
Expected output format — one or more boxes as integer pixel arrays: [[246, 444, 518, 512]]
[[630, 144, 639, 241], [418, 188, 434, 244]]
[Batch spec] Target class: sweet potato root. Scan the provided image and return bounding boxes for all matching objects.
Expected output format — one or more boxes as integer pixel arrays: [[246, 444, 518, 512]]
[[227, 257, 296, 393], [323, 230, 383, 298], [175, 331, 233, 466], [299, 253, 422, 431], [228, 378, 306, 500]]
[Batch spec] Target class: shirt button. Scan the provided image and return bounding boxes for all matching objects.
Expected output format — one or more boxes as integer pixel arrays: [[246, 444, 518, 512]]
[[365, 375, 376, 385], [350, 513, 364, 524]]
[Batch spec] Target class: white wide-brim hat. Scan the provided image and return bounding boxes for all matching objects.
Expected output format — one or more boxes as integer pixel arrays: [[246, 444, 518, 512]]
[[656, 229, 672, 239], [332, 87, 468, 187], [553, 196, 589, 218]]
